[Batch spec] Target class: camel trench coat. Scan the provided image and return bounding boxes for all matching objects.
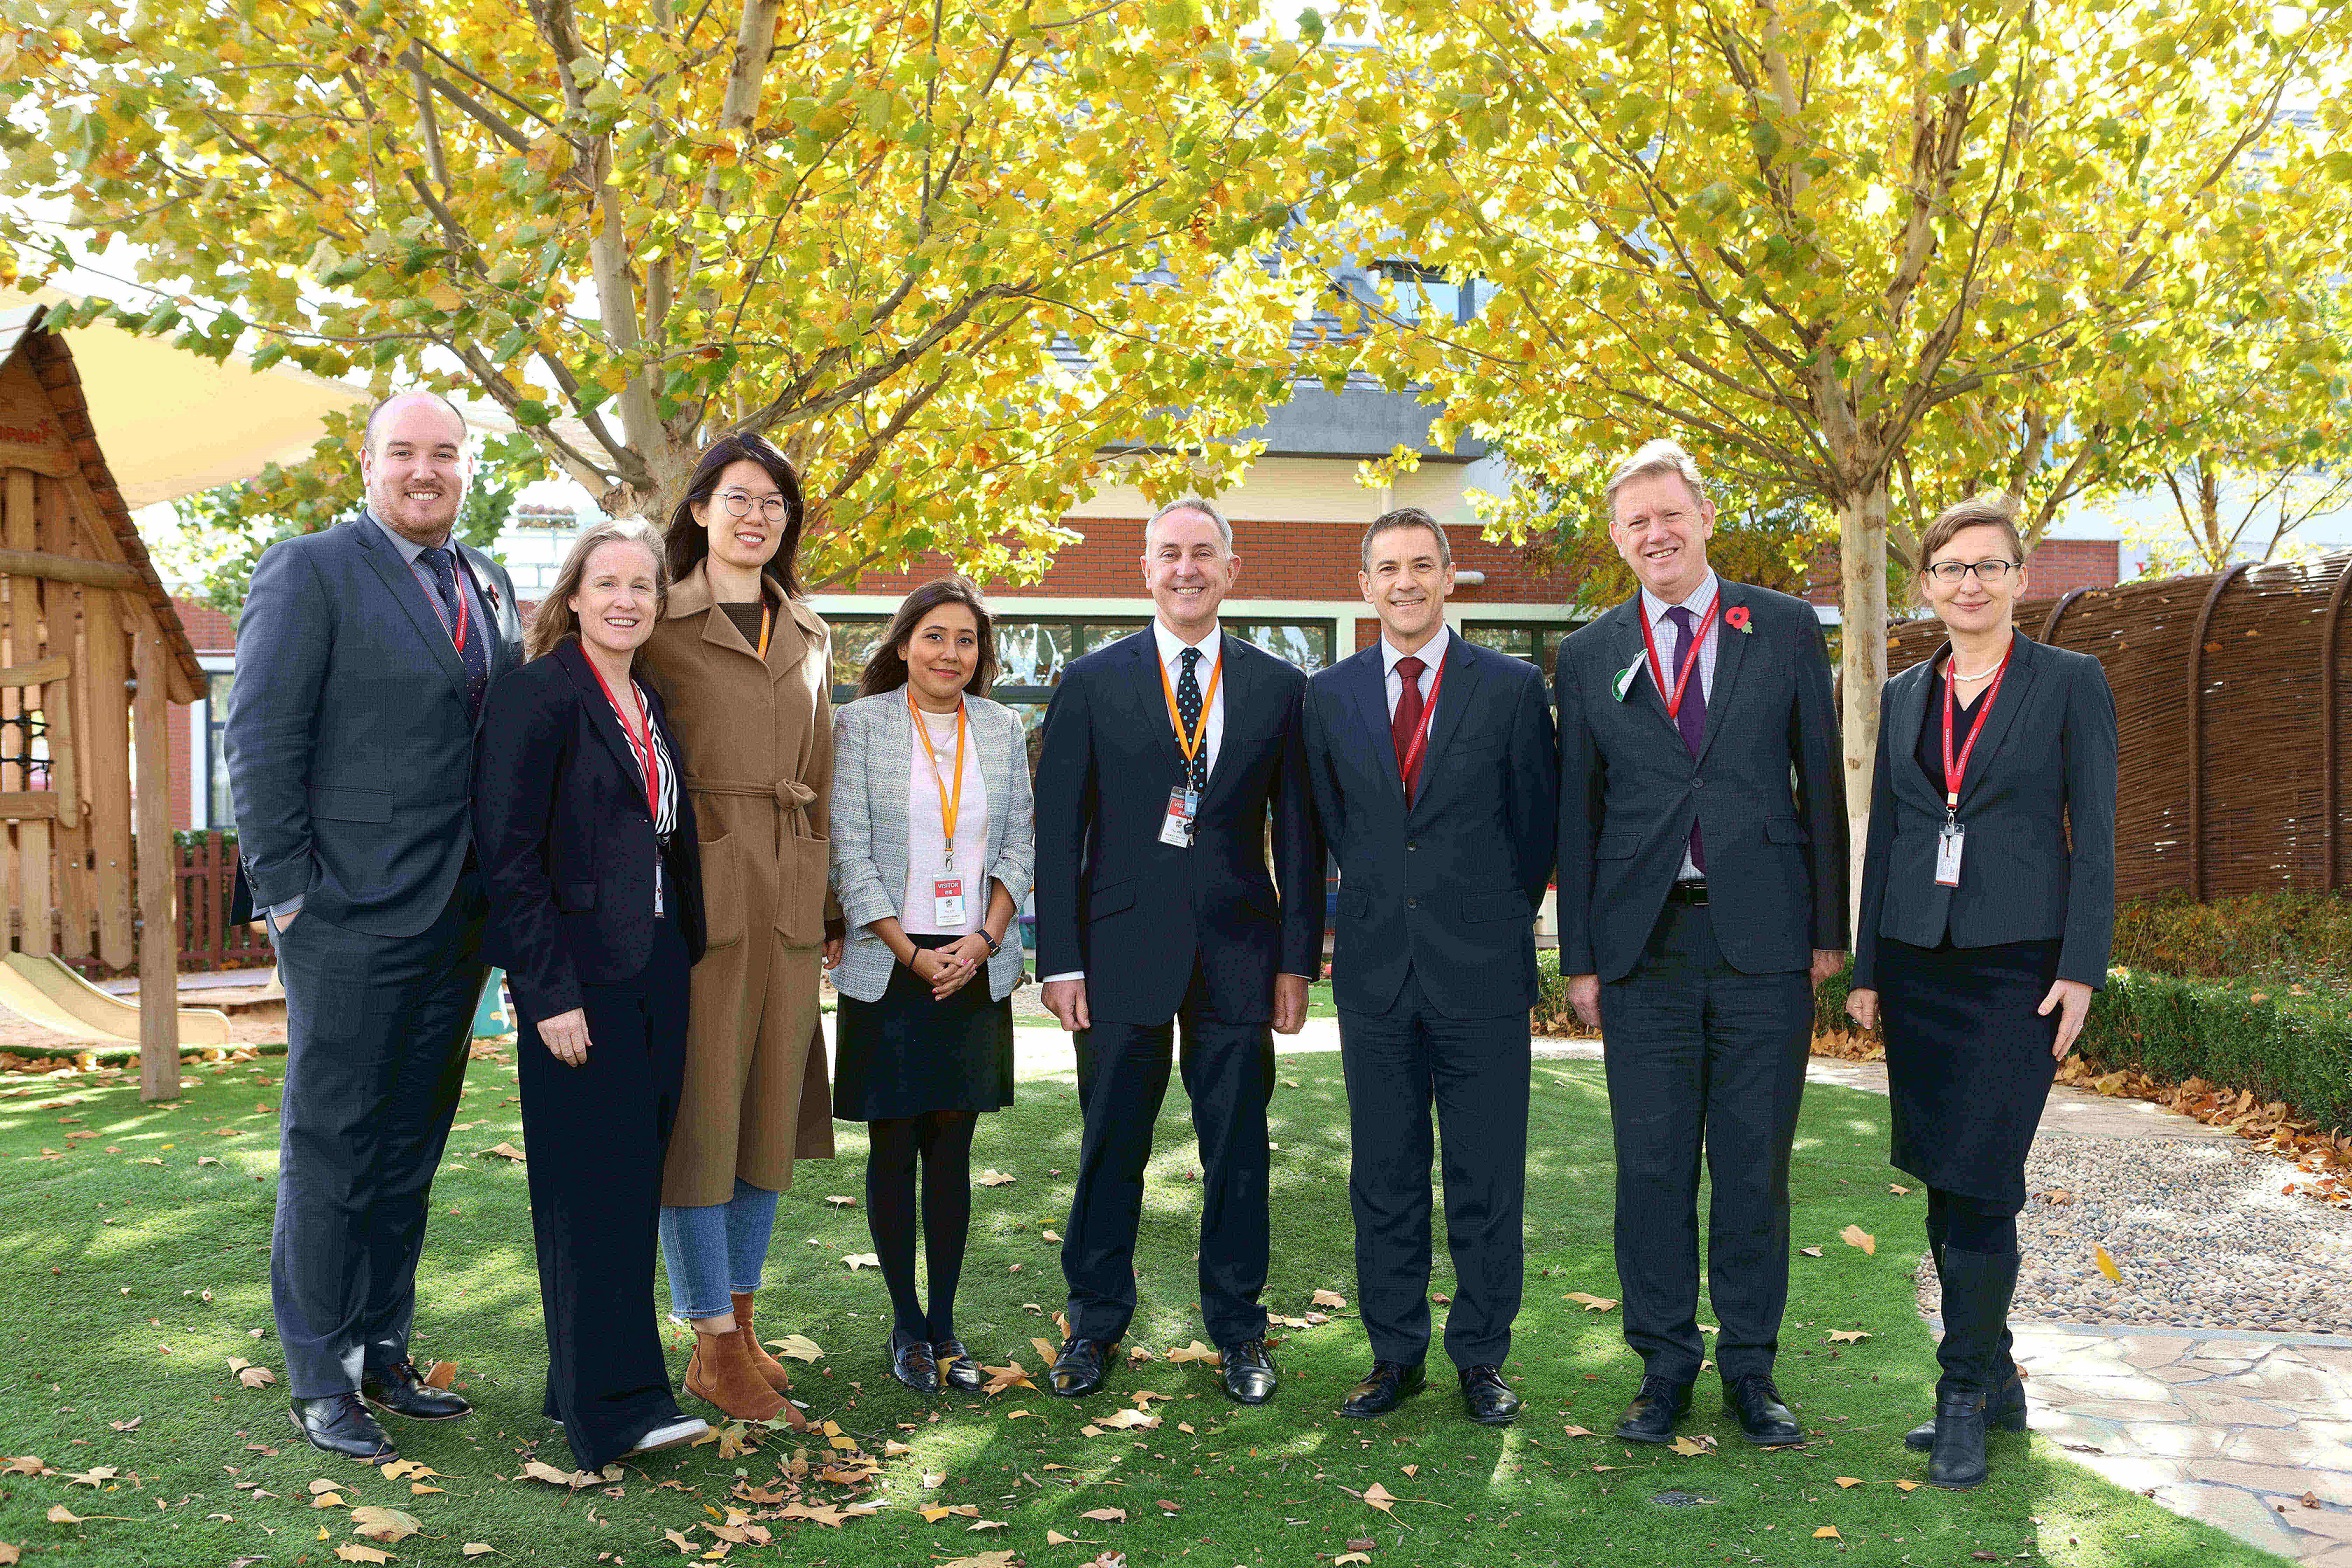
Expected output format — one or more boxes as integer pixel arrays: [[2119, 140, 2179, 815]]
[[639, 563, 838, 1205]]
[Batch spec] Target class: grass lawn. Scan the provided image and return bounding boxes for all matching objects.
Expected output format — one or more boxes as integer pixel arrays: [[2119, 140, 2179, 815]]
[[0, 1049, 2285, 1568]]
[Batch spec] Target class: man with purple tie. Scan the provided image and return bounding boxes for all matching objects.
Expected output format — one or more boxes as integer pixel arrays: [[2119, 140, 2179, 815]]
[[1553, 441, 1847, 1449]]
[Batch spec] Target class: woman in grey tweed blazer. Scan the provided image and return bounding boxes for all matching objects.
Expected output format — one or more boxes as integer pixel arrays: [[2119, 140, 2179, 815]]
[[828, 577, 1034, 1396]]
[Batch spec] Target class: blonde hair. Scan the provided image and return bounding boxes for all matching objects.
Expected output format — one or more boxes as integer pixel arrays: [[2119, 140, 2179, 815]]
[[1605, 439, 1711, 515], [525, 519, 668, 661]]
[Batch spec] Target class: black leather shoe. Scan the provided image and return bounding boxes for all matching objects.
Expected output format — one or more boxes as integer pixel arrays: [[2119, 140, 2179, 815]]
[[1220, 1339, 1278, 1405], [290, 1393, 397, 1462], [1338, 1360, 1426, 1418], [1049, 1337, 1116, 1399], [934, 1338, 983, 1394], [361, 1360, 471, 1421], [1459, 1365, 1521, 1426], [888, 1330, 941, 1394], [1724, 1373, 1802, 1445], [1905, 1366, 2026, 1451], [1614, 1375, 1693, 1443]]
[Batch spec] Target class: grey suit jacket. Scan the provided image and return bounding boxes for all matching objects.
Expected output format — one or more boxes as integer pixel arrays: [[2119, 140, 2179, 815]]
[[1554, 581, 1848, 981], [828, 690, 1035, 1003], [225, 513, 524, 938], [1852, 631, 2117, 990]]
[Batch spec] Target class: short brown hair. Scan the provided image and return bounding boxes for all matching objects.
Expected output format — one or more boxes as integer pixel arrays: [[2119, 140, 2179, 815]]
[[1360, 505, 1452, 571], [1915, 492, 2028, 574], [856, 576, 999, 699], [526, 519, 667, 661]]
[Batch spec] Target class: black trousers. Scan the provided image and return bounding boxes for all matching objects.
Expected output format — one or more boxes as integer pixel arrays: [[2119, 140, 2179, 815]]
[[1062, 966, 1274, 1348], [271, 875, 487, 1398], [518, 918, 691, 1472], [1599, 901, 1812, 1386], [1338, 966, 1531, 1370]]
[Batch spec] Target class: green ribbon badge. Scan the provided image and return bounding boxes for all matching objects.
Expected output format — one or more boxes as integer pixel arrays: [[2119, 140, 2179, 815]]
[[1613, 658, 1642, 702]]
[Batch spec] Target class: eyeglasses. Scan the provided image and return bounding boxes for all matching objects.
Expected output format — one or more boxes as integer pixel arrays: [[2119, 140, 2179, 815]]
[[1925, 559, 2021, 583], [717, 490, 790, 522]]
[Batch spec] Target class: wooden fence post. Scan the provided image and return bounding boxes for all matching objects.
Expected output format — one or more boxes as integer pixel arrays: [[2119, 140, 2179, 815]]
[[134, 628, 178, 1102]]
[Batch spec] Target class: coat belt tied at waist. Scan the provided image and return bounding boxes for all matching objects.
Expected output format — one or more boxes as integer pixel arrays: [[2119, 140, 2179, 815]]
[[687, 776, 817, 813]]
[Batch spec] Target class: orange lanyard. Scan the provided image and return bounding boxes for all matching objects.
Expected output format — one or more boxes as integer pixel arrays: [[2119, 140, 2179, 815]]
[[1940, 644, 2013, 812], [585, 656, 660, 825], [1157, 645, 1224, 777], [757, 601, 772, 658], [1638, 598, 1718, 720], [909, 690, 967, 866]]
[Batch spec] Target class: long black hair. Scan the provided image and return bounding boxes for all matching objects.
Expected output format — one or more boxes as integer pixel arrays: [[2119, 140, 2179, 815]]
[[856, 576, 998, 699], [662, 430, 807, 598]]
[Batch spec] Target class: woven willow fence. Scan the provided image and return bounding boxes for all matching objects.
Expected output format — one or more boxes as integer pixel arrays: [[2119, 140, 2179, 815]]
[[1887, 550, 2352, 904]]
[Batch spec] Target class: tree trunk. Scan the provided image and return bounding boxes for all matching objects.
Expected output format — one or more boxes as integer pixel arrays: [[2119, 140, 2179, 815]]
[[1837, 479, 1891, 931]]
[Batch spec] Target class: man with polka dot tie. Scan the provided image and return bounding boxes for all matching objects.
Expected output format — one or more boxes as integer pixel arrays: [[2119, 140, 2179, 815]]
[[1033, 498, 1324, 1409], [1299, 507, 1559, 1428]]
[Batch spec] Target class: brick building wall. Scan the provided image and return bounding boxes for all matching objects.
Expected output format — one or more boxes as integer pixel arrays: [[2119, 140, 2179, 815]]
[[852, 515, 1578, 606], [168, 598, 237, 832]]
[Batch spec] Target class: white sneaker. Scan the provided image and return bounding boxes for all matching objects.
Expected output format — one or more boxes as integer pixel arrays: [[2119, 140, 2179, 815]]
[[626, 1416, 709, 1455]]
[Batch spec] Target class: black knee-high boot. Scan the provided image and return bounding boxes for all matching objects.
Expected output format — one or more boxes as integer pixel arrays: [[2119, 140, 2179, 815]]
[[1907, 1207, 2028, 1452], [1927, 1246, 2020, 1489]]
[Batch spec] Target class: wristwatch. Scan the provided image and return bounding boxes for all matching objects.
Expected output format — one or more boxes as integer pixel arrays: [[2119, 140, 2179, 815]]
[[980, 930, 1003, 957]]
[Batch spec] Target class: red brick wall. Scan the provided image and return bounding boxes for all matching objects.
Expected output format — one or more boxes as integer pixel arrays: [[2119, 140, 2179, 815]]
[[852, 516, 1579, 606], [173, 598, 237, 654], [2025, 539, 2120, 596], [165, 598, 233, 832]]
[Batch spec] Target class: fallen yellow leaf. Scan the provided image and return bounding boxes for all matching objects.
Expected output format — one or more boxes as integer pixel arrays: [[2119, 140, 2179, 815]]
[[2094, 1244, 2122, 1282], [1362, 1481, 1397, 1513], [1565, 1291, 1619, 1312], [1814, 1524, 1841, 1539], [1841, 1225, 1876, 1255], [1835, 1476, 1863, 1488]]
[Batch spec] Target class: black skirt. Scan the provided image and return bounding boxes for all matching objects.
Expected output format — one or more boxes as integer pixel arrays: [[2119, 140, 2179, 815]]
[[833, 933, 1016, 1121], [1879, 936, 2063, 1208]]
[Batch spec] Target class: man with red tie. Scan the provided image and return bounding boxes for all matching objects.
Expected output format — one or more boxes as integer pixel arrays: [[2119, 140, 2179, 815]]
[[1301, 507, 1559, 1425], [1552, 440, 1847, 1449]]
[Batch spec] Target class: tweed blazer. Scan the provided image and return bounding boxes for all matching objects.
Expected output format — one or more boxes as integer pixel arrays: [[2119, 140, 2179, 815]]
[[829, 690, 1035, 1002]]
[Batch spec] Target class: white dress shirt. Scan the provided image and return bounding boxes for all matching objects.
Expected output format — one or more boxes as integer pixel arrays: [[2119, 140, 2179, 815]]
[[1379, 622, 1451, 720], [1638, 570, 1721, 880], [1153, 617, 1224, 778]]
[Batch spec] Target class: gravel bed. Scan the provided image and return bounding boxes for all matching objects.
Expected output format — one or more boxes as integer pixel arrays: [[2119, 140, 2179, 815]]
[[1915, 1128, 2352, 1336]]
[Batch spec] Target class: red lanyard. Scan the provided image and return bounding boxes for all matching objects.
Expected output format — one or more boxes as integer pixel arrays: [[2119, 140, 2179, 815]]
[[1396, 649, 1450, 782], [1940, 644, 2013, 811], [585, 654, 661, 825], [1638, 598, 1718, 720]]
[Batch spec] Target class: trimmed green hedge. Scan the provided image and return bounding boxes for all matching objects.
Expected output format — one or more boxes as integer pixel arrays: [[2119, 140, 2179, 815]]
[[2113, 891, 2352, 983]]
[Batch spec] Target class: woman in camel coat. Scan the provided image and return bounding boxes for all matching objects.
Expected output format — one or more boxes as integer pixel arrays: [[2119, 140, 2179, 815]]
[[638, 431, 841, 1428]]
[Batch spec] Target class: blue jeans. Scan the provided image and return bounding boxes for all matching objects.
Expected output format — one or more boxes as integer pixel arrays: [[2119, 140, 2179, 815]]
[[659, 1178, 779, 1321]]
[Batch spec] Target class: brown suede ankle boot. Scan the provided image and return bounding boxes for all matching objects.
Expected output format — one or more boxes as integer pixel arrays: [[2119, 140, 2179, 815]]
[[733, 1291, 793, 1393], [684, 1325, 785, 1424]]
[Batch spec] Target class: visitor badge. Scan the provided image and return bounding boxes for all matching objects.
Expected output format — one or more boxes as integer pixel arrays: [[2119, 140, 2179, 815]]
[[931, 876, 966, 927], [1159, 785, 1200, 848], [1935, 820, 1965, 887]]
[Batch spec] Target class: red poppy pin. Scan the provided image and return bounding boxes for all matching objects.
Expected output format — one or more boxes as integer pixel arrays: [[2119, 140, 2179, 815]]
[[1725, 604, 1752, 634]]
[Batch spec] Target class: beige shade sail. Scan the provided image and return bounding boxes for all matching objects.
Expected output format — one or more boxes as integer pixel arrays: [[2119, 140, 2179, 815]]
[[18, 290, 370, 507]]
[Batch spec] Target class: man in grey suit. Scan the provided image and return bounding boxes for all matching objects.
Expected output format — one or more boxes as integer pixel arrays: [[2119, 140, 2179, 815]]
[[226, 393, 524, 1461], [1553, 440, 1847, 1449]]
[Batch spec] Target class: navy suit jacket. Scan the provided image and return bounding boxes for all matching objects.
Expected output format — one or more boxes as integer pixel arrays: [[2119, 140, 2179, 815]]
[[1853, 631, 2116, 991], [1553, 581, 1847, 982], [1032, 628, 1325, 1024], [1304, 635, 1559, 1019], [225, 513, 524, 938], [472, 640, 709, 1023]]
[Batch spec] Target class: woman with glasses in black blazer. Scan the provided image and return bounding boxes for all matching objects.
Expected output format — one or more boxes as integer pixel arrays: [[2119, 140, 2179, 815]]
[[1845, 493, 2117, 1492]]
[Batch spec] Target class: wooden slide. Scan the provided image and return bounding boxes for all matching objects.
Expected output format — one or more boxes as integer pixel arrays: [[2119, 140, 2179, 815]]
[[0, 951, 233, 1045]]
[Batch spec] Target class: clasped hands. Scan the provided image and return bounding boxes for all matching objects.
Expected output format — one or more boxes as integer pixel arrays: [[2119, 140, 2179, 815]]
[[906, 933, 992, 1000]]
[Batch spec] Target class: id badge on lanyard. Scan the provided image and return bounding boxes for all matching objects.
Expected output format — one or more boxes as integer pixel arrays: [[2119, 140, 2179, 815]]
[[1160, 785, 1200, 848], [1935, 816, 1965, 887], [931, 873, 967, 927]]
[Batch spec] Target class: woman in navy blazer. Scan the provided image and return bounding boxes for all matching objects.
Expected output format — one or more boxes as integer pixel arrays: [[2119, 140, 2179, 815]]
[[474, 520, 710, 1471], [1846, 494, 2117, 1492]]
